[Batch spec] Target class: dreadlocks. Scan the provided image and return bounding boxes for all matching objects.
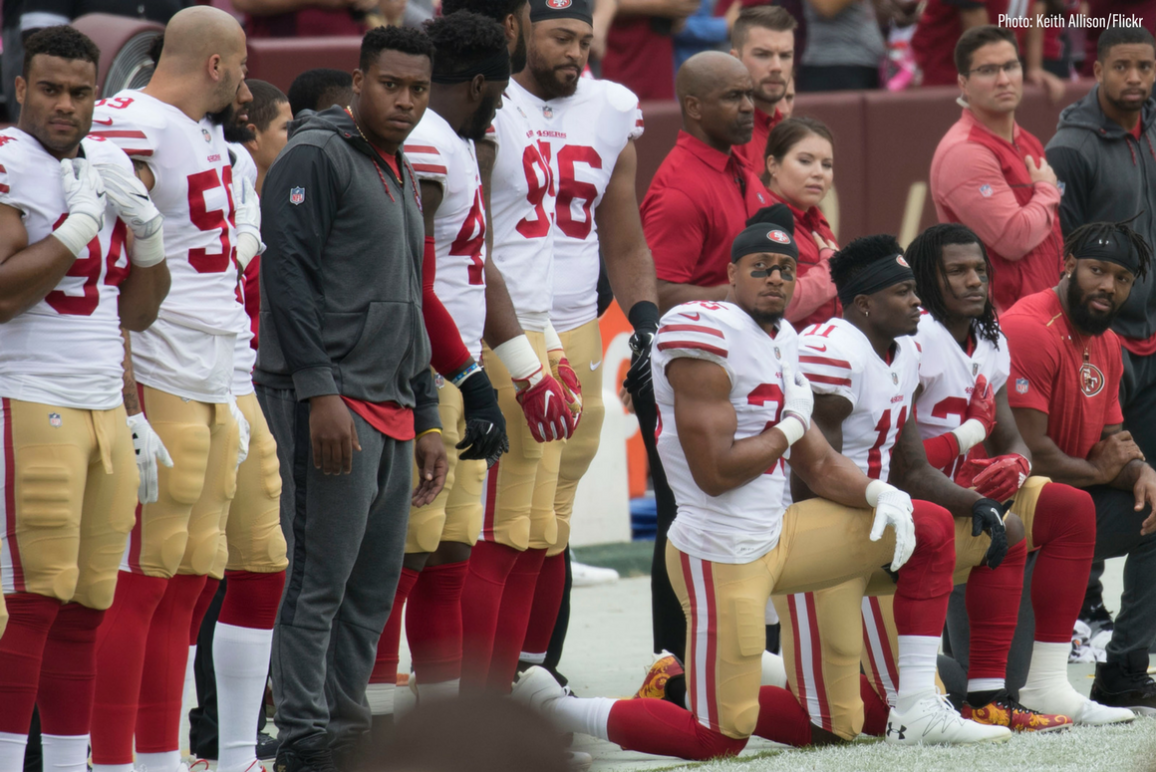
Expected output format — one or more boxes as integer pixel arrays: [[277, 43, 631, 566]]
[[906, 223, 1001, 346], [1064, 219, 1153, 281]]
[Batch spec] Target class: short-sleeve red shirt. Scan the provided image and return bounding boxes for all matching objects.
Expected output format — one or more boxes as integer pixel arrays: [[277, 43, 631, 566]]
[[1002, 289, 1125, 460], [642, 131, 773, 289]]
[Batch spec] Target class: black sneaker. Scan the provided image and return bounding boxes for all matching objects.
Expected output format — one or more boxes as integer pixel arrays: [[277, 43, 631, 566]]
[[274, 736, 338, 772], [257, 731, 281, 761], [1091, 666, 1156, 717]]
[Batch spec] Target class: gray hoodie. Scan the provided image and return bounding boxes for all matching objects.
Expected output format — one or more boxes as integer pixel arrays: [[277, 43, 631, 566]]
[[1046, 86, 1156, 341], [255, 106, 439, 432]]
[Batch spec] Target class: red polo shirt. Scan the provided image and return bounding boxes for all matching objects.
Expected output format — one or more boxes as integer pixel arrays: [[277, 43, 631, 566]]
[[930, 109, 1063, 312], [642, 131, 772, 289], [602, 18, 675, 101], [1002, 289, 1124, 460], [732, 106, 782, 177]]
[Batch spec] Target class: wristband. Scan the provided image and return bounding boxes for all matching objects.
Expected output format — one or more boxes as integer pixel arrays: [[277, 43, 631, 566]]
[[545, 322, 564, 352], [236, 232, 263, 271], [52, 212, 101, 257], [130, 229, 166, 268], [416, 427, 442, 440], [772, 414, 806, 447], [951, 418, 987, 455], [451, 361, 482, 388], [865, 479, 896, 508], [493, 334, 543, 382]]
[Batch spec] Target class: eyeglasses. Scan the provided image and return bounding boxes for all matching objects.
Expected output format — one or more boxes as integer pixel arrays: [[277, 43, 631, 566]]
[[966, 60, 1023, 79]]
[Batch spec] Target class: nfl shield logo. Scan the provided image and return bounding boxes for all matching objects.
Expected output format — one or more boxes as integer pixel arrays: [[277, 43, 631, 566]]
[[774, 346, 781, 360], [1015, 378, 1029, 394], [48, 412, 62, 428], [979, 184, 993, 198], [543, 106, 553, 119], [972, 363, 979, 376], [891, 373, 898, 385], [202, 128, 212, 143], [290, 187, 305, 205]]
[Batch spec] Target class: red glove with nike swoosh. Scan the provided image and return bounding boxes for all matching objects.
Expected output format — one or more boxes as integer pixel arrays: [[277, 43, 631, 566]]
[[546, 324, 582, 429], [515, 369, 574, 442], [492, 333, 574, 443], [958, 453, 1031, 502]]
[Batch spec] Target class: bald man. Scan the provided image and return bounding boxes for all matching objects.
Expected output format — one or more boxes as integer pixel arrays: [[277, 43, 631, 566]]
[[86, 9, 279, 772], [637, 51, 774, 661]]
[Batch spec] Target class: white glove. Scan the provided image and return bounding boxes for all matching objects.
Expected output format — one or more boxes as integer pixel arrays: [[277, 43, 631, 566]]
[[127, 412, 173, 505], [228, 394, 251, 468], [867, 481, 916, 571], [53, 158, 106, 256], [233, 175, 263, 271], [781, 365, 814, 430], [94, 161, 165, 267]]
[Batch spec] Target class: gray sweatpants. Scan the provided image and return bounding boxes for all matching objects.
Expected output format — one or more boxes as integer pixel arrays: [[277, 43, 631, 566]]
[[258, 386, 412, 750], [945, 486, 1156, 690]]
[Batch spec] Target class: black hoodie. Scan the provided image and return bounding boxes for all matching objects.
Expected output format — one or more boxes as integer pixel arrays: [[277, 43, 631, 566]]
[[255, 105, 439, 433], [1046, 85, 1156, 341]]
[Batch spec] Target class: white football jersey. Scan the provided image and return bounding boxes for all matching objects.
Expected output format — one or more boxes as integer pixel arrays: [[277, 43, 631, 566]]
[[516, 78, 643, 332], [405, 109, 487, 359], [914, 312, 1010, 477], [230, 143, 258, 397], [92, 90, 245, 403], [0, 130, 133, 410], [799, 318, 921, 481], [485, 80, 556, 332], [652, 301, 797, 564]]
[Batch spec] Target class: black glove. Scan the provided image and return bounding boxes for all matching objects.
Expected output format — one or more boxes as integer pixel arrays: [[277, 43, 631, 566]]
[[456, 369, 509, 466], [971, 497, 1010, 569], [623, 301, 660, 405]]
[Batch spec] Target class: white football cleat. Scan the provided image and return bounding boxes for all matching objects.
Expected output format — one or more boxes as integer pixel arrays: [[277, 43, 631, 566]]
[[512, 665, 568, 716], [885, 694, 1012, 745], [1019, 682, 1135, 726], [571, 561, 619, 587]]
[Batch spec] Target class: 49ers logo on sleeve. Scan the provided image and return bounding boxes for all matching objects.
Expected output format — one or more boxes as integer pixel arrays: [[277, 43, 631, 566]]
[[767, 229, 790, 244], [1080, 363, 1105, 397]]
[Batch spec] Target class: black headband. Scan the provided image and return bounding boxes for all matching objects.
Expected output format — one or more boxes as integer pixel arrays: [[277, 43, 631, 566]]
[[432, 48, 511, 84], [528, 0, 593, 25], [1075, 231, 1140, 275], [836, 254, 915, 307], [731, 222, 798, 262]]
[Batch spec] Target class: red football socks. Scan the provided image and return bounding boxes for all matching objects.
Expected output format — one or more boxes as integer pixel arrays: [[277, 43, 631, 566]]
[[407, 560, 468, 684], [965, 540, 1027, 682], [91, 572, 168, 764], [371, 567, 419, 686], [459, 541, 520, 690], [0, 593, 61, 734], [39, 603, 105, 736], [606, 698, 747, 760], [519, 552, 566, 663], [134, 574, 206, 754], [486, 547, 546, 692], [1031, 484, 1097, 643]]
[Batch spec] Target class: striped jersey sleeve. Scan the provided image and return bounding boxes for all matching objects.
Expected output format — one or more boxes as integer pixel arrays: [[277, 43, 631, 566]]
[[654, 306, 733, 380], [798, 331, 860, 408], [90, 96, 159, 160], [403, 140, 449, 187]]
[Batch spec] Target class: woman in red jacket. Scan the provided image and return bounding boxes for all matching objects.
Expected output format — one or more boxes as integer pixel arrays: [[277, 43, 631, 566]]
[[763, 117, 840, 328]]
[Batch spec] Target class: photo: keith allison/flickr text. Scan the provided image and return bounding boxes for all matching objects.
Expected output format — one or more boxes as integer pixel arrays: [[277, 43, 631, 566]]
[[998, 11, 1145, 28]]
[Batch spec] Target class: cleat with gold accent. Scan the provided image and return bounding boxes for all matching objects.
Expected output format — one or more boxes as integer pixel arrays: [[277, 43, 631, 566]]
[[962, 691, 1073, 732], [633, 651, 684, 700]]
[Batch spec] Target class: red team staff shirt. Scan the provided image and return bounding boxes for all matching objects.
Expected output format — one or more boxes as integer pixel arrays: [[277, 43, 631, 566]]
[[642, 131, 772, 289], [1002, 288, 1125, 460]]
